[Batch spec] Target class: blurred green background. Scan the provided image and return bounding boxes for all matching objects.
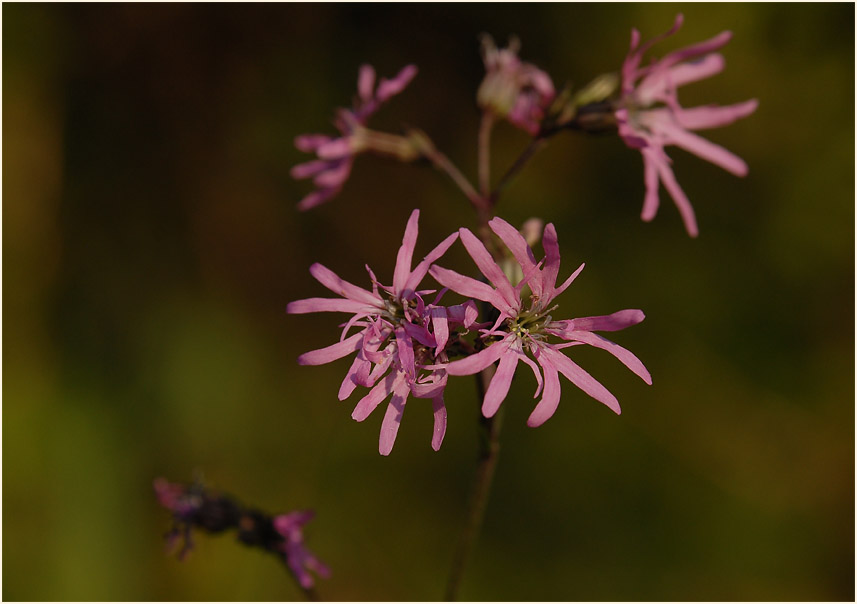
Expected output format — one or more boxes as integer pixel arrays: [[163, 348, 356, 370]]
[[4, 3, 854, 601]]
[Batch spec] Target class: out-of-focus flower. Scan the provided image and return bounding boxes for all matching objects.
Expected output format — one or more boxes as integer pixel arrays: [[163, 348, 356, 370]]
[[288, 210, 476, 454], [616, 14, 758, 237], [477, 36, 556, 136], [292, 64, 418, 211], [273, 511, 331, 589], [431, 217, 651, 426]]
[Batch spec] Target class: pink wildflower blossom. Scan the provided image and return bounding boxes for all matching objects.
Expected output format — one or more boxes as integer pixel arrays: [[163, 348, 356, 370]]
[[616, 14, 758, 237], [292, 64, 418, 211], [288, 210, 476, 454], [477, 36, 556, 136], [430, 217, 651, 426], [273, 511, 331, 589]]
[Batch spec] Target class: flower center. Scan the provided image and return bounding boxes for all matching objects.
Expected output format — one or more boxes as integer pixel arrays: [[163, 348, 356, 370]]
[[506, 304, 558, 340]]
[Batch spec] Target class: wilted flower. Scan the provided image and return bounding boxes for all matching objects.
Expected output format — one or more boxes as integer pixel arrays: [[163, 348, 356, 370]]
[[477, 36, 556, 135], [430, 217, 651, 426], [273, 511, 331, 589], [616, 14, 758, 237], [288, 209, 476, 454], [292, 64, 418, 211]]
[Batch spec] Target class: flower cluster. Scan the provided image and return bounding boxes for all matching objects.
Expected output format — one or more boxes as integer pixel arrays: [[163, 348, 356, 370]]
[[154, 478, 329, 589], [615, 14, 759, 237], [292, 63, 418, 211], [289, 210, 650, 454]]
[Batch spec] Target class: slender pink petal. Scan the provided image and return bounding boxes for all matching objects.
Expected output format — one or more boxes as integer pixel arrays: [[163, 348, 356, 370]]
[[393, 209, 420, 295], [404, 231, 459, 294], [431, 396, 447, 451], [430, 265, 505, 307], [540, 346, 621, 414], [287, 297, 376, 315], [482, 347, 519, 417], [297, 188, 338, 212], [352, 371, 398, 421], [402, 321, 436, 348], [459, 228, 519, 310], [338, 356, 364, 400], [445, 338, 511, 376], [658, 30, 732, 71], [541, 223, 561, 296], [309, 263, 382, 306], [653, 152, 699, 237], [667, 53, 726, 88], [298, 332, 363, 366], [430, 307, 449, 354], [313, 160, 351, 189], [553, 262, 585, 298], [675, 99, 759, 131], [517, 343, 544, 398], [566, 330, 652, 384], [291, 159, 335, 180], [566, 309, 646, 332], [376, 64, 418, 103], [488, 217, 541, 296], [316, 137, 354, 160], [358, 64, 376, 102], [641, 151, 661, 222], [657, 117, 749, 176], [294, 134, 332, 152], [379, 378, 411, 455], [528, 357, 561, 427], [395, 326, 415, 378]]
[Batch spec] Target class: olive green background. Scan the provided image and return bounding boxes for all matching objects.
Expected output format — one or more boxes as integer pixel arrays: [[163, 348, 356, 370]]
[[4, 3, 854, 601]]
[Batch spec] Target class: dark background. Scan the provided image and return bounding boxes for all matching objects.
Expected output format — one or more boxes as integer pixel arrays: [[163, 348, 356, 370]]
[[4, 3, 854, 600]]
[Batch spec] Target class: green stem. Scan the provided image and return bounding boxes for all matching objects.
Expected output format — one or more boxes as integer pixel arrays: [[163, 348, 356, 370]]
[[444, 365, 503, 602], [490, 137, 547, 204], [478, 112, 495, 197]]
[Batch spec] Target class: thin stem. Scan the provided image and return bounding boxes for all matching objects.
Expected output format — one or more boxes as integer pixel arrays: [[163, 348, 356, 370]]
[[445, 365, 503, 602], [422, 144, 487, 215], [478, 112, 495, 197], [490, 137, 548, 203]]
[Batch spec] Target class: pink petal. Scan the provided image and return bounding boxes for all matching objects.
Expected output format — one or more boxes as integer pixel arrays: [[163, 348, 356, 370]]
[[298, 332, 364, 366], [658, 118, 749, 176], [313, 160, 352, 189], [297, 188, 338, 212], [379, 377, 411, 455], [429, 265, 504, 307], [287, 297, 376, 315], [488, 217, 541, 296], [667, 53, 725, 88], [567, 309, 646, 332], [294, 134, 332, 153], [376, 64, 418, 103], [445, 338, 511, 376], [395, 326, 415, 378], [481, 346, 519, 417], [291, 159, 335, 180], [641, 151, 661, 222], [553, 262, 585, 298], [658, 30, 732, 72], [566, 331, 652, 384], [540, 346, 621, 414], [527, 356, 561, 427], [357, 64, 376, 102], [541, 223, 561, 296], [652, 151, 699, 237], [309, 263, 382, 306], [430, 307, 450, 354], [517, 343, 544, 398], [675, 99, 759, 131], [404, 231, 460, 294], [459, 228, 519, 310], [316, 138, 354, 160], [431, 396, 447, 451], [393, 209, 420, 296], [351, 371, 398, 421], [338, 356, 364, 400]]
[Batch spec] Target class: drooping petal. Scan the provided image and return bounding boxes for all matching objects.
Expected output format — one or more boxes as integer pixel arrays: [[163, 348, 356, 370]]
[[430, 307, 449, 355], [482, 346, 520, 417], [653, 151, 699, 237], [297, 188, 339, 212], [528, 356, 561, 427], [357, 64, 376, 102], [656, 116, 749, 177], [338, 356, 364, 400], [404, 231, 460, 294], [516, 343, 544, 398], [351, 370, 397, 421], [565, 330, 652, 385], [393, 209, 420, 295], [540, 346, 621, 414], [431, 396, 447, 451], [445, 338, 511, 376], [309, 263, 383, 307], [298, 331, 364, 366], [641, 150, 662, 222], [541, 223, 561, 297], [379, 377, 411, 455]]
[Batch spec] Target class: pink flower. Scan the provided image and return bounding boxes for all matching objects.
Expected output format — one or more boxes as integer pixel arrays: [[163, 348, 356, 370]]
[[273, 511, 331, 589], [292, 64, 418, 211], [288, 210, 475, 454], [430, 217, 651, 426], [616, 14, 758, 237], [477, 36, 556, 136]]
